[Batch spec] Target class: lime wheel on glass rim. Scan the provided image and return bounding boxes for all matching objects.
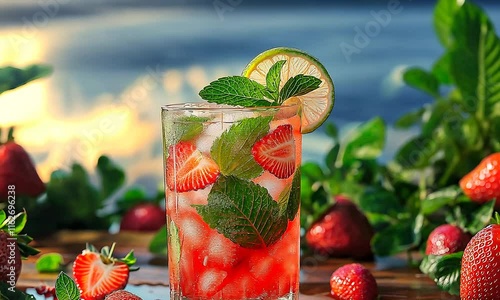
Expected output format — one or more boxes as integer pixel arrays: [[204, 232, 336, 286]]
[[242, 47, 335, 133]]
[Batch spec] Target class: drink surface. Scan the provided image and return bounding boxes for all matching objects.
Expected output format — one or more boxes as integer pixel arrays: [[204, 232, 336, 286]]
[[163, 104, 302, 300]]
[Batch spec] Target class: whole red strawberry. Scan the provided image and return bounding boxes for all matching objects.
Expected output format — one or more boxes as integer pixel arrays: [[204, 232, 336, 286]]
[[460, 223, 500, 299], [105, 290, 142, 300], [73, 243, 138, 300], [460, 152, 500, 208], [120, 203, 165, 232], [330, 263, 378, 300], [0, 129, 45, 201], [305, 196, 374, 259], [425, 224, 471, 256]]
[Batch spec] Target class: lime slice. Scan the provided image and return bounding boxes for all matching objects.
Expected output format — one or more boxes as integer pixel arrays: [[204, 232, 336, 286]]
[[242, 47, 335, 134]]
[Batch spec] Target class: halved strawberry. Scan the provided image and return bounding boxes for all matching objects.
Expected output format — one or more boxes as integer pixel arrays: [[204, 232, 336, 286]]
[[252, 125, 296, 179], [167, 142, 220, 192], [73, 244, 138, 300]]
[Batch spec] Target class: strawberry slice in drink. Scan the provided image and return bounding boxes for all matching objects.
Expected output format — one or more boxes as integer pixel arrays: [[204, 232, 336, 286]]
[[252, 124, 296, 179], [166, 141, 220, 192]]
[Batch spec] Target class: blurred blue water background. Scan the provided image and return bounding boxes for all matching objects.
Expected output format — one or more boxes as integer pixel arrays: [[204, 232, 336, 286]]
[[0, 0, 499, 190]]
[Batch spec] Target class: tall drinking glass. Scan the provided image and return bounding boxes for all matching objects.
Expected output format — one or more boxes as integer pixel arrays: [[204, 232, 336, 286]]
[[161, 102, 302, 300]]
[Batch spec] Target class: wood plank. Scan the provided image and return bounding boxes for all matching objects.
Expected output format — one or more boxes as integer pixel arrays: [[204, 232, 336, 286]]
[[17, 231, 459, 299]]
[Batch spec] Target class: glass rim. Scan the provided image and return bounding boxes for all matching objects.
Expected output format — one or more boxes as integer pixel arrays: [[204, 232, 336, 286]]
[[161, 101, 299, 112]]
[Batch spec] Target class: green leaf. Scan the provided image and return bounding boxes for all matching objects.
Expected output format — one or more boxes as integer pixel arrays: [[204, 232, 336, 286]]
[[450, 2, 500, 117], [394, 108, 424, 129], [55, 272, 81, 300], [196, 176, 287, 248], [422, 101, 450, 137], [96, 156, 125, 199], [325, 123, 338, 139], [148, 225, 167, 255], [0, 282, 36, 299], [340, 117, 386, 165], [371, 220, 415, 256], [199, 76, 273, 107], [120, 250, 137, 266], [403, 67, 440, 97], [277, 170, 301, 220], [421, 186, 461, 215], [395, 135, 438, 169], [116, 187, 148, 212], [420, 254, 441, 279], [36, 253, 64, 273], [169, 221, 180, 263], [163, 115, 210, 150], [434, 252, 462, 296], [211, 116, 272, 179], [432, 52, 453, 85], [266, 60, 286, 98], [433, 0, 463, 47], [0, 211, 6, 225], [278, 74, 321, 103], [492, 116, 500, 151], [0, 65, 53, 95], [451, 200, 495, 234], [359, 187, 403, 216], [300, 162, 325, 182], [13, 212, 27, 234]]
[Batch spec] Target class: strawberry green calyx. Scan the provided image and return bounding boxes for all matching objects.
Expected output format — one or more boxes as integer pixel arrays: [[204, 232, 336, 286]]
[[85, 243, 139, 271], [0, 210, 39, 258], [492, 212, 500, 225]]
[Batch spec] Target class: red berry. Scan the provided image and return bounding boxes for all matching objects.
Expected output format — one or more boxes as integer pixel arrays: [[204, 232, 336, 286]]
[[120, 203, 165, 232], [166, 142, 220, 192], [252, 124, 296, 179], [305, 196, 374, 259], [105, 290, 142, 300], [460, 224, 500, 299], [425, 224, 471, 256], [330, 263, 378, 300], [460, 152, 500, 208], [73, 245, 136, 300], [0, 142, 45, 201]]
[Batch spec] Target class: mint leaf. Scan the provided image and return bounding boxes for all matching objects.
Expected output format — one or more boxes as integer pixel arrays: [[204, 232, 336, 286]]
[[35, 253, 64, 273], [199, 76, 273, 107], [169, 220, 181, 264], [278, 74, 321, 103], [434, 252, 462, 296], [0, 65, 53, 95], [96, 155, 125, 200], [211, 116, 272, 179], [278, 169, 301, 220], [176, 116, 210, 142], [266, 60, 286, 99], [195, 176, 287, 248], [55, 272, 81, 300]]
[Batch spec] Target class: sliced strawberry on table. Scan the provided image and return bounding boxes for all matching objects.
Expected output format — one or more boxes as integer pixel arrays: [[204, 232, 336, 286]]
[[252, 124, 296, 179], [167, 141, 220, 192], [460, 152, 500, 208], [73, 243, 138, 300]]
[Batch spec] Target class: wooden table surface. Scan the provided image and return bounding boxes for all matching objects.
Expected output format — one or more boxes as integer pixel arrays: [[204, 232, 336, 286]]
[[17, 231, 459, 299]]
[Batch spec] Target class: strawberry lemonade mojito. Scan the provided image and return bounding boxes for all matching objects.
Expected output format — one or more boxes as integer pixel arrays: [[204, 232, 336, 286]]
[[162, 48, 334, 300]]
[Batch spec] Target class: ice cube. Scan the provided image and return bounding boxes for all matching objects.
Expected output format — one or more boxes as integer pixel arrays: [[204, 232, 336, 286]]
[[200, 232, 238, 269], [198, 268, 228, 298], [178, 212, 209, 250], [253, 171, 288, 201]]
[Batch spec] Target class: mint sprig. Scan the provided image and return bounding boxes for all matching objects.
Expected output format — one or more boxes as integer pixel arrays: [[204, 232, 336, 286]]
[[278, 169, 301, 221], [195, 176, 287, 249], [199, 76, 273, 107], [55, 272, 80, 300], [199, 61, 321, 107], [211, 116, 272, 179]]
